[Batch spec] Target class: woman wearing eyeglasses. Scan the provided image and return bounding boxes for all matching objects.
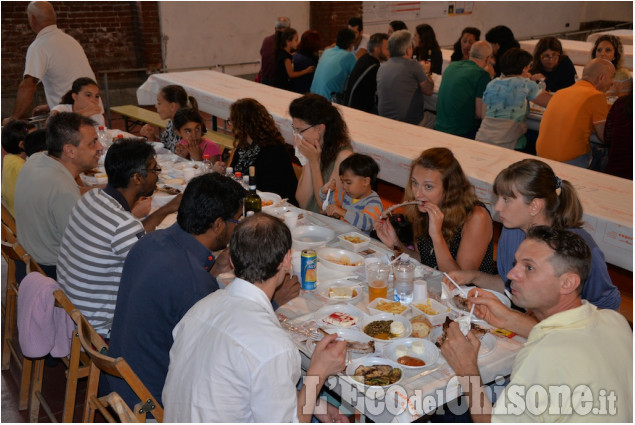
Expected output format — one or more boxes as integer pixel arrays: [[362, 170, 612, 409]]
[[289, 94, 353, 213], [529, 37, 577, 92]]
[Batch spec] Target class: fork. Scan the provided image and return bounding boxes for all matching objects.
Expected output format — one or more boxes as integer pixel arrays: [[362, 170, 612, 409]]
[[322, 188, 332, 211]]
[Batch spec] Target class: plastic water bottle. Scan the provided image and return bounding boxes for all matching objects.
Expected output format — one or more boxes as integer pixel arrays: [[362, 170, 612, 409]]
[[393, 256, 415, 304], [225, 166, 234, 180], [537, 79, 546, 91], [97, 126, 109, 147], [202, 154, 212, 174]]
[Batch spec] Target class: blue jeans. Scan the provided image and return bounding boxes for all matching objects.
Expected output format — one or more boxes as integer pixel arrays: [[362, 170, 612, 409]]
[[565, 152, 591, 169]]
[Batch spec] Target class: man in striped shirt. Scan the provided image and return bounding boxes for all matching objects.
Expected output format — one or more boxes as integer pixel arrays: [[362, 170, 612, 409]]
[[57, 139, 180, 337]]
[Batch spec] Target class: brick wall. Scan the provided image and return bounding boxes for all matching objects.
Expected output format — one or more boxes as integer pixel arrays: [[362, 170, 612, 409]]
[[1, 1, 162, 92], [310, 1, 362, 48]]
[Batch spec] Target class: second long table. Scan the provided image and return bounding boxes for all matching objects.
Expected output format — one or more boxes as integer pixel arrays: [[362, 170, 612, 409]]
[[136, 70, 633, 271]]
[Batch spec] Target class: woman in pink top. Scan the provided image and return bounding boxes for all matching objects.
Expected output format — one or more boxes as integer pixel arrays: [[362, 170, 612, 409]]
[[174, 107, 222, 165]]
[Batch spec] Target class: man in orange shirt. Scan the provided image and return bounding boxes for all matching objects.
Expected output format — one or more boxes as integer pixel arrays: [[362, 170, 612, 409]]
[[536, 59, 615, 169]]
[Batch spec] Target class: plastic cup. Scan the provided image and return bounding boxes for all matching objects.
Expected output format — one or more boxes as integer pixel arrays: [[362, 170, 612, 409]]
[[283, 211, 299, 230], [367, 262, 391, 303]]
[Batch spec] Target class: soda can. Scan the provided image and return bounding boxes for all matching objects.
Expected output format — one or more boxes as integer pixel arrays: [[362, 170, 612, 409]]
[[300, 249, 317, 290]]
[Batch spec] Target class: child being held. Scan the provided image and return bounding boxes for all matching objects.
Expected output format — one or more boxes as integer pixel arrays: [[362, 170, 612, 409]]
[[319, 153, 383, 234]]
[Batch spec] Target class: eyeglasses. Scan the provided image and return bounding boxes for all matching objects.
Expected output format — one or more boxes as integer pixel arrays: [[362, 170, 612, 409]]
[[145, 167, 162, 174], [540, 53, 560, 61], [292, 124, 316, 139], [226, 217, 241, 224]]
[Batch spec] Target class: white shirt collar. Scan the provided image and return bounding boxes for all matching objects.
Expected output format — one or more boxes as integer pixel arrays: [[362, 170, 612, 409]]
[[226, 277, 277, 320]]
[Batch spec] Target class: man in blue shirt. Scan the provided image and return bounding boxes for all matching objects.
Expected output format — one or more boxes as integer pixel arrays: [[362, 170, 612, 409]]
[[104, 173, 300, 412], [310, 28, 357, 101]]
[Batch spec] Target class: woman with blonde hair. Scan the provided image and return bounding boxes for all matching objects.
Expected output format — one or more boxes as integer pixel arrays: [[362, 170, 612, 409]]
[[375, 147, 494, 273], [229, 98, 298, 204], [447, 158, 620, 310]]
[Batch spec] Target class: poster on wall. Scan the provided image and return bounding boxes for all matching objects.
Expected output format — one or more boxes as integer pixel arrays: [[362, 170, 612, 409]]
[[447, 2, 474, 15], [364, 2, 448, 25]]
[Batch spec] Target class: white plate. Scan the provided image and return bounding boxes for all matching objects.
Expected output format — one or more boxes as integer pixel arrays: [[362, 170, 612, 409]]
[[367, 298, 410, 316], [305, 328, 373, 360], [292, 225, 335, 250], [346, 356, 404, 388], [257, 191, 282, 209], [266, 205, 301, 218], [316, 247, 364, 273], [313, 304, 366, 329], [384, 338, 440, 369], [316, 278, 364, 304], [429, 325, 495, 358], [359, 313, 412, 342]]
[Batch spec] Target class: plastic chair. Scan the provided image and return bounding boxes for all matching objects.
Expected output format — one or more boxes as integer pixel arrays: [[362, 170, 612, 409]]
[[71, 309, 164, 422]]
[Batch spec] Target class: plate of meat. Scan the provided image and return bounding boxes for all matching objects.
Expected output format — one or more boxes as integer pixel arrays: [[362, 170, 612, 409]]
[[447, 287, 511, 325], [433, 317, 496, 357]]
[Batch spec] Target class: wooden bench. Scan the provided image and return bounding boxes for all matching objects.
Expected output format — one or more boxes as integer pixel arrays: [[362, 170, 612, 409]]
[[110, 105, 235, 151], [110, 105, 168, 132]]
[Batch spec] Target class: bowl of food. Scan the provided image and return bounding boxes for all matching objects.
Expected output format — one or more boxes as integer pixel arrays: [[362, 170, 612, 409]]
[[257, 191, 282, 210], [316, 247, 363, 273], [384, 337, 440, 369], [411, 298, 450, 326], [367, 298, 409, 316], [338, 232, 371, 252], [346, 356, 403, 388], [291, 226, 335, 250], [360, 313, 412, 342], [316, 278, 364, 304]]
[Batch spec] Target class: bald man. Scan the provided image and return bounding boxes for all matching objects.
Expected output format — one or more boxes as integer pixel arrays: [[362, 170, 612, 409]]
[[435, 41, 494, 139], [3, 1, 97, 125], [536, 58, 615, 169]]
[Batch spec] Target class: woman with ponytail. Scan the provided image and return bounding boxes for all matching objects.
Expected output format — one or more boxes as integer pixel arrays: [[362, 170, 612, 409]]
[[447, 158, 620, 310], [140, 85, 198, 153]]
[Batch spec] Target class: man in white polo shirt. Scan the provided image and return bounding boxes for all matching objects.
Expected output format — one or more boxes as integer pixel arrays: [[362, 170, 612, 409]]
[[3, 1, 97, 124]]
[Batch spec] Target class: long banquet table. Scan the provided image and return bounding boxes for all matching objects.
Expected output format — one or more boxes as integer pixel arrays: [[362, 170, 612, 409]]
[[137, 70, 633, 271]]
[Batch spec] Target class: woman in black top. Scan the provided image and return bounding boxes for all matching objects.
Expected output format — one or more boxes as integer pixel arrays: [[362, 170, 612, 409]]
[[413, 24, 443, 75], [375, 148, 494, 273], [529, 37, 577, 92], [290, 30, 321, 94], [229, 98, 298, 205], [273, 28, 314, 91], [450, 27, 480, 62], [485, 25, 520, 77]]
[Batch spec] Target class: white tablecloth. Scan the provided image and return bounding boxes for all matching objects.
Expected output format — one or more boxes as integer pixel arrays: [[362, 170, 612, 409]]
[[276, 210, 523, 422], [519, 38, 633, 69], [137, 71, 633, 271], [587, 29, 633, 46]]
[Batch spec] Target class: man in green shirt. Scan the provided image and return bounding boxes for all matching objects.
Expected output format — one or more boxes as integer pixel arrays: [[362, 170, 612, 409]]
[[435, 41, 493, 139]]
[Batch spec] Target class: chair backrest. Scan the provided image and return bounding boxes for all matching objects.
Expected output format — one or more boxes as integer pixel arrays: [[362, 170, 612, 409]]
[[70, 309, 164, 422], [0, 221, 45, 276], [1, 203, 17, 237]]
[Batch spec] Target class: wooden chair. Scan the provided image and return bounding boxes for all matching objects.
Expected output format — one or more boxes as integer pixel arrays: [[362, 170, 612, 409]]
[[27, 288, 93, 422], [93, 392, 140, 423], [1, 222, 45, 412], [71, 309, 164, 422]]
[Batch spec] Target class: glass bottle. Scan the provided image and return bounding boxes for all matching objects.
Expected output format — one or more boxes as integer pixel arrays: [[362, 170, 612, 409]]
[[243, 166, 262, 216]]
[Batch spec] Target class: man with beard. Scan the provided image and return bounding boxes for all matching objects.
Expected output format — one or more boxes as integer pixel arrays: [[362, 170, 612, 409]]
[[57, 139, 180, 337], [344, 33, 389, 113]]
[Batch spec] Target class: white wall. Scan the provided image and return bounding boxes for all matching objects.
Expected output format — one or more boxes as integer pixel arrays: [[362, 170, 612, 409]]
[[159, 1, 309, 75], [363, 1, 633, 46], [158, 1, 632, 73]]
